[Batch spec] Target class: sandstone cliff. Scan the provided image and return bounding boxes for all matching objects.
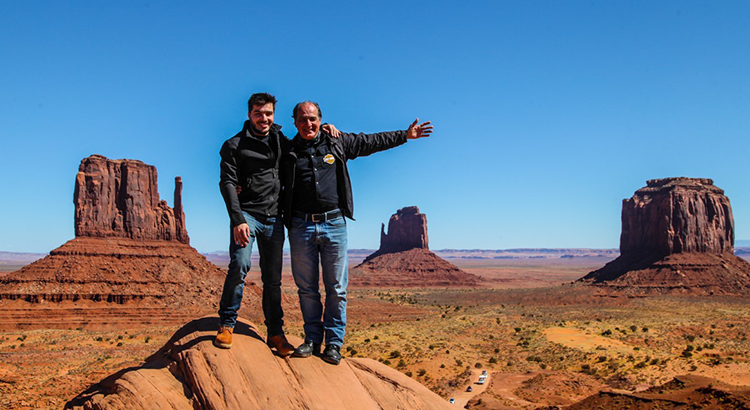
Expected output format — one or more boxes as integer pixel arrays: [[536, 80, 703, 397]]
[[581, 178, 750, 295], [67, 317, 453, 410], [352, 207, 480, 287], [74, 154, 189, 244]]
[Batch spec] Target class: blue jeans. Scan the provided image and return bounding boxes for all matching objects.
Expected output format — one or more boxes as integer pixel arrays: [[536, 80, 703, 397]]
[[289, 214, 348, 347], [218, 211, 285, 336]]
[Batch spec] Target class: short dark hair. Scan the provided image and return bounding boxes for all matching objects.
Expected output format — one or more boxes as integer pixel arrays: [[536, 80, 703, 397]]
[[292, 101, 322, 120], [248, 93, 277, 112]]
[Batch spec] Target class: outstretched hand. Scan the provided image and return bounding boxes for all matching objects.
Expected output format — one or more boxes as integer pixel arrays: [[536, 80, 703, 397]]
[[407, 118, 433, 140]]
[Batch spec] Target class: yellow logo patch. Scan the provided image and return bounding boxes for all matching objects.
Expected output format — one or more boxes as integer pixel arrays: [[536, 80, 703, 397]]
[[324, 154, 335, 165]]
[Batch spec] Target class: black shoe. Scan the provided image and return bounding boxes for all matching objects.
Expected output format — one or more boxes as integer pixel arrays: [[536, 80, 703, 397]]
[[322, 345, 342, 365], [292, 340, 321, 358]]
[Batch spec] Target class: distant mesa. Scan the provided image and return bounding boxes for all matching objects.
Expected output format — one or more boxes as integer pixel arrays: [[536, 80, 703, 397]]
[[67, 317, 452, 410], [0, 155, 250, 328], [351, 206, 480, 287], [581, 177, 750, 295]]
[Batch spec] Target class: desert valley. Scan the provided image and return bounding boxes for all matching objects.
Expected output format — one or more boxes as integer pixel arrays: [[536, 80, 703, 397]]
[[1, 157, 749, 409]]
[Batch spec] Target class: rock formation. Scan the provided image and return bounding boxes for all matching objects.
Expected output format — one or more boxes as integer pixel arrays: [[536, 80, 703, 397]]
[[0, 155, 264, 328], [66, 317, 453, 410], [379, 206, 429, 253], [352, 207, 480, 287], [74, 154, 189, 244], [581, 177, 750, 295]]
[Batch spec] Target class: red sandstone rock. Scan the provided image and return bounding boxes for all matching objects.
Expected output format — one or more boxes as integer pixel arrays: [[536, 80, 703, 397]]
[[379, 206, 429, 253], [0, 155, 270, 328], [67, 317, 453, 410], [74, 154, 189, 244], [352, 207, 480, 287], [582, 178, 750, 295]]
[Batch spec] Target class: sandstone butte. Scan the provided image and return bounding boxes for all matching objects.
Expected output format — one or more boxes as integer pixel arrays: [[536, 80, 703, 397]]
[[351, 206, 481, 287], [0, 155, 258, 329], [66, 317, 452, 410], [581, 177, 750, 295]]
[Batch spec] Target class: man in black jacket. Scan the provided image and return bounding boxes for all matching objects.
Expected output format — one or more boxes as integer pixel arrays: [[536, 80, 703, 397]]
[[282, 101, 432, 364], [216, 92, 296, 354]]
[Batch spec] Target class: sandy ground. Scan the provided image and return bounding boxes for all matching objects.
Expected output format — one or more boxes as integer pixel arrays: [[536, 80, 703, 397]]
[[2, 257, 750, 409]]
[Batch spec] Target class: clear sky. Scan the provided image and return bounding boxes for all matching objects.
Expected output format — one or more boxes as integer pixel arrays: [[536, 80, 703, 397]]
[[1, 1, 749, 253]]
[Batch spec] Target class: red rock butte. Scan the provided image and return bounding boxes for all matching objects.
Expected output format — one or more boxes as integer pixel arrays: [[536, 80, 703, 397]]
[[0, 155, 254, 329], [581, 177, 750, 295], [351, 206, 480, 287]]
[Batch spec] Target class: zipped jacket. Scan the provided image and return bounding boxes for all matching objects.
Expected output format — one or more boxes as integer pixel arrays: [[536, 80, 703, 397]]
[[219, 122, 290, 227], [281, 130, 407, 228]]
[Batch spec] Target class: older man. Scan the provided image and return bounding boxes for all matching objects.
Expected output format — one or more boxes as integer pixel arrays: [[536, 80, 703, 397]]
[[281, 101, 432, 364]]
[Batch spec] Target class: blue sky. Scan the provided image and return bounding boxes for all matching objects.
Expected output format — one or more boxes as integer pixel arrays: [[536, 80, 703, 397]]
[[1, 1, 749, 253]]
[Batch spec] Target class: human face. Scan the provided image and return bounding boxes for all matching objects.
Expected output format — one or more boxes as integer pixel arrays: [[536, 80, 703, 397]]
[[248, 102, 275, 135], [294, 103, 321, 140]]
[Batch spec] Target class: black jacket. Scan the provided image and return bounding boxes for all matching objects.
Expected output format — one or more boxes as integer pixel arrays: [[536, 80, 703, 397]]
[[281, 130, 407, 228], [219, 122, 290, 227]]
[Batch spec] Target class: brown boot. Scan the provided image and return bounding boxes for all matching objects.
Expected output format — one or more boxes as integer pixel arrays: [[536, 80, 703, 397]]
[[214, 326, 233, 349], [267, 334, 295, 357]]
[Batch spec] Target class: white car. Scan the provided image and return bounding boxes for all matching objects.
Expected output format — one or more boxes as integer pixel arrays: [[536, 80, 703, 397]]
[[449, 398, 455, 404]]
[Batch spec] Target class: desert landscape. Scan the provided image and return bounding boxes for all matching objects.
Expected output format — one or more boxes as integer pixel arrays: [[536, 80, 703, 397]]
[[1, 165, 750, 409]]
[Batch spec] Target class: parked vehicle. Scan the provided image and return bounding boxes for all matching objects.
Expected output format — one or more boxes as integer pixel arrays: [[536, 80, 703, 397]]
[[449, 398, 455, 404], [481, 370, 488, 376], [466, 386, 473, 392]]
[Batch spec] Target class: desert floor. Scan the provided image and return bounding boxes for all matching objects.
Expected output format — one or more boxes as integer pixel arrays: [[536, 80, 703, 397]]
[[2, 257, 750, 409]]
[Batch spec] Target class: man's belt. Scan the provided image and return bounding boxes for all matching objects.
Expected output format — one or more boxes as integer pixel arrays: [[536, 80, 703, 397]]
[[292, 209, 343, 223]]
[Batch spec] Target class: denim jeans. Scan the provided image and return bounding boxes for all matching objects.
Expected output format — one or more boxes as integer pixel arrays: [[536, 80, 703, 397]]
[[218, 211, 285, 336], [289, 214, 348, 347]]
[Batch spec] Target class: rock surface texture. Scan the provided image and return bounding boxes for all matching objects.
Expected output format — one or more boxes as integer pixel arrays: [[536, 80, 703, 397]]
[[74, 154, 190, 244], [352, 207, 480, 287], [0, 155, 259, 328], [67, 317, 453, 410], [581, 177, 750, 295]]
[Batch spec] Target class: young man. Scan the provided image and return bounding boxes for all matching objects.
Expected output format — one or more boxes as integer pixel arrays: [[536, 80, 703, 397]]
[[282, 101, 432, 364], [216, 92, 294, 355]]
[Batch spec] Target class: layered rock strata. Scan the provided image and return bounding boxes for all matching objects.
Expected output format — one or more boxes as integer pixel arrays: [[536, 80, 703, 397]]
[[0, 155, 265, 327], [581, 178, 750, 294], [67, 317, 453, 410], [352, 207, 480, 287]]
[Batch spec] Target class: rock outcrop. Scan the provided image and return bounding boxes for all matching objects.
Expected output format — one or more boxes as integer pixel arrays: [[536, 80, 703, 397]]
[[581, 178, 750, 294], [379, 206, 429, 253], [74, 154, 189, 244], [67, 317, 453, 410], [352, 207, 480, 287], [0, 155, 263, 328]]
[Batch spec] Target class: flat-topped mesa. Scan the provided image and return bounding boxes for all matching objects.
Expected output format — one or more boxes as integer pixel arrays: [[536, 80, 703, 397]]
[[620, 177, 733, 258], [74, 154, 190, 244], [581, 177, 750, 295], [379, 206, 429, 253]]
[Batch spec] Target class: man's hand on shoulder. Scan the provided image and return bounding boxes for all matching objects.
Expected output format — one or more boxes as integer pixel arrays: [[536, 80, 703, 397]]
[[233, 223, 251, 247], [322, 123, 342, 138], [407, 118, 433, 139]]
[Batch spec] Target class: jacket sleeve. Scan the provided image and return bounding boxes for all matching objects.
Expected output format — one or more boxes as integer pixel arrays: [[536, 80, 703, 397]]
[[219, 141, 246, 227], [340, 130, 408, 160]]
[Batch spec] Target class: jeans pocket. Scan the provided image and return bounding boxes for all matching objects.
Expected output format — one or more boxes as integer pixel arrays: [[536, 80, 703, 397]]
[[329, 216, 346, 227]]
